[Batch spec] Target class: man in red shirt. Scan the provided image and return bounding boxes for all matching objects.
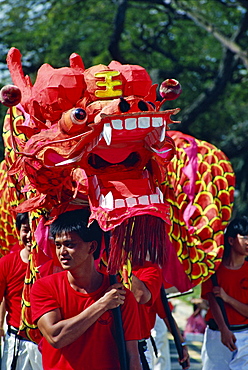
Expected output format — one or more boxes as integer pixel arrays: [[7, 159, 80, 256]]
[[31, 208, 142, 370], [132, 262, 162, 369], [201, 216, 248, 369], [0, 212, 42, 370], [149, 289, 190, 369], [132, 265, 189, 370]]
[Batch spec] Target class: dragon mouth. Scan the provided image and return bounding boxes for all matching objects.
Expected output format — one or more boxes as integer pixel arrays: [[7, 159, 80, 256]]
[[88, 152, 141, 170], [89, 173, 165, 211], [39, 110, 177, 169], [43, 114, 164, 168], [99, 113, 166, 147], [84, 113, 168, 168]]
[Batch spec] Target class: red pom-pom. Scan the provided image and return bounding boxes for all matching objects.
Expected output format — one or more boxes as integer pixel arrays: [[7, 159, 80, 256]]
[[159, 79, 182, 100], [0, 85, 21, 107]]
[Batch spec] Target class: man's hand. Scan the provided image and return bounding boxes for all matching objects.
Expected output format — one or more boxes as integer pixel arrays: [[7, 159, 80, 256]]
[[0, 327, 5, 339], [220, 327, 237, 351], [179, 345, 190, 369], [102, 283, 126, 310], [212, 286, 229, 302]]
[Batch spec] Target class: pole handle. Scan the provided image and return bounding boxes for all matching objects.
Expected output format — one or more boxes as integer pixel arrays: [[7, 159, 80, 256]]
[[109, 275, 128, 370], [160, 286, 188, 369]]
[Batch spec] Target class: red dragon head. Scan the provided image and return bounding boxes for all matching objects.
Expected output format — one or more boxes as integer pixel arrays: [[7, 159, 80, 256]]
[[5, 49, 182, 270]]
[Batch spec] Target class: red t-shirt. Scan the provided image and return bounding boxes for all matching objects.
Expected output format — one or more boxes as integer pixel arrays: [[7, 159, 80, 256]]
[[201, 261, 248, 326], [132, 262, 162, 339], [0, 249, 27, 328], [31, 272, 141, 370], [148, 284, 174, 330]]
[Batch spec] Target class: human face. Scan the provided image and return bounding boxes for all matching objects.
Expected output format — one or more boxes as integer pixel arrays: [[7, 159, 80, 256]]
[[19, 222, 32, 251], [55, 231, 94, 271], [231, 234, 248, 257]]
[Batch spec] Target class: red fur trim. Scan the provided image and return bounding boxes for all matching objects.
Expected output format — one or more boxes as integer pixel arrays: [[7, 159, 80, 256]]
[[107, 215, 167, 273]]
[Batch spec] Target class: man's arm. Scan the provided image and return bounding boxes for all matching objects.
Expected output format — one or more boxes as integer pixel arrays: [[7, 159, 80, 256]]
[[126, 340, 142, 370], [213, 286, 248, 317], [0, 299, 6, 338], [37, 283, 126, 349], [164, 316, 190, 369], [131, 275, 151, 304], [131, 264, 162, 305], [206, 292, 237, 351]]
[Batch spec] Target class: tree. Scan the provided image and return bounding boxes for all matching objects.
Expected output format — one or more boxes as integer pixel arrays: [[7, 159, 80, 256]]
[[0, 0, 247, 213]]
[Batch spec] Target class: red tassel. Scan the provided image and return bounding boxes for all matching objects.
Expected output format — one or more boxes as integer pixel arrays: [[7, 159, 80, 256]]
[[108, 215, 167, 273]]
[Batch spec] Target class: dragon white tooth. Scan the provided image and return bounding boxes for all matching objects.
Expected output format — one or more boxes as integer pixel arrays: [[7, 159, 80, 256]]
[[115, 199, 125, 208], [159, 126, 166, 142], [138, 117, 150, 128], [125, 118, 137, 130], [103, 123, 112, 145], [112, 119, 123, 130], [152, 117, 163, 127], [138, 195, 149, 205], [150, 194, 160, 203], [99, 194, 105, 208], [55, 153, 83, 166], [126, 197, 137, 207], [95, 186, 100, 199], [105, 191, 114, 210], [92, 175, 98, 188], [156, 187, 164, 202]]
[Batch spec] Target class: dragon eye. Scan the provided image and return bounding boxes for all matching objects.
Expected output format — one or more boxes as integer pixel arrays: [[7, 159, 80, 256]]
[[70, 108, 87, 124], [59, 108, 88, 134], [138, 101, 149, 111], [119, 98, 130, 113]]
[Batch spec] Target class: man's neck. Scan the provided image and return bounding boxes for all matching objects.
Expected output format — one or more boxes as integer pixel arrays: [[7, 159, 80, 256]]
[[20, 247, 30, 264], [224, 253, 245, 269], [67, 267, 103, 294]]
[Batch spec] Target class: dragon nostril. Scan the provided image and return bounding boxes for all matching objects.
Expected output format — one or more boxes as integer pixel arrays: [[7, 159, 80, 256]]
[[138, 101, 149, 111], [148, 101, 156, 109], [119, 97, 130, 113]]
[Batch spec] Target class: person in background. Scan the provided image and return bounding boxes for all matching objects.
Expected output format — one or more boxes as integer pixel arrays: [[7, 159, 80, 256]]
[[148, 287, 190, 370], [30, 208, 142, 370], [201, 216, 248, 369], [0, 212, 43, 370], [132, 262, 163, 369], [149, 309, 172, 369], [183, 298, 207, 341], [131, 264, 190, 370]]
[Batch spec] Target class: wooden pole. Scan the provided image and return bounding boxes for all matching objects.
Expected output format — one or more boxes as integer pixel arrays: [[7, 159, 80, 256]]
[[160, 286, 188, 369], [109, 274, 128, 370]]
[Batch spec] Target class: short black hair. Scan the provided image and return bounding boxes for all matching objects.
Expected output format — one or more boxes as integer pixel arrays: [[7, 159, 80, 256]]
[[50, 208, 103, 260], [224, 216, 248, 259], [16, 212, 29, 231]]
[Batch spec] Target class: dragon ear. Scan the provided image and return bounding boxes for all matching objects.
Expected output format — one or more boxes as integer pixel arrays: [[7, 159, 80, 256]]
[[6, 48, 32, 106]]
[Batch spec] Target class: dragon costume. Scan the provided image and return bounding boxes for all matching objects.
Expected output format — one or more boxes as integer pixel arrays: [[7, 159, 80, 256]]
[[0, 47, 235, 342]]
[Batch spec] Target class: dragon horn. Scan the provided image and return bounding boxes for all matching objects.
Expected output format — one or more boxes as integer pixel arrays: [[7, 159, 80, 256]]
[[6, 48, 32, 103], [69, 53, 85, 71]]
